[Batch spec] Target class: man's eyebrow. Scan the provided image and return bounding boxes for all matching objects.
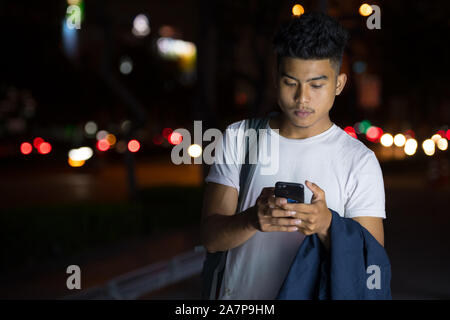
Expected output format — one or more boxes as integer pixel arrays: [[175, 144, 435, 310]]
[[281, 72, 328, 82]]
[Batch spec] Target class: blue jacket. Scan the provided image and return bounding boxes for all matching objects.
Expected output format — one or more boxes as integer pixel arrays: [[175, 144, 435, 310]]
[[277, 209, 392, 300]]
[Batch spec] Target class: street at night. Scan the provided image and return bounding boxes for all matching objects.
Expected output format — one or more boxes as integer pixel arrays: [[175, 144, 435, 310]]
[[0, 0, 449, 309]]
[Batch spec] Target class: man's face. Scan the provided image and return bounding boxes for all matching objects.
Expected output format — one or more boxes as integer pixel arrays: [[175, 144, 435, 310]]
[[276, 57, 346, 132]]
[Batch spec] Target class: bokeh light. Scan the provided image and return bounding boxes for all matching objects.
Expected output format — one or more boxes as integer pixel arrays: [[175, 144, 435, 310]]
[[162, 128, 173, 139], [106, 133, 117, 146], [97, 139, 110, 151], [380, 133, 394, 147], [96, 130, 108, 141], [128, 139, 140, 152], [20, 142, 33, 155], [437, 138, 448, 151], [359, 3, 373, 16], [358, 120, 371, 134], [68, 158, 85, 167], [116, 140, 127, 153], [404, 129, 415, 139], [394, 134, 406, 147], [292, 4, 305, 16], [188, 144, 202, 158], [153, 135, 163, 145], [38, 142, 52, 155], [132, 14, 151, 37], [33, 137, 44, 149], [169, 132, 183, 145], [404, 138, 418, 156], [422, 139, 435, 156], [366, 126, 383, 142], [84, 121, 97, 135], [431, 134, 442, 143], [119, 56, 133, 75], [68, 146, 93, 161]]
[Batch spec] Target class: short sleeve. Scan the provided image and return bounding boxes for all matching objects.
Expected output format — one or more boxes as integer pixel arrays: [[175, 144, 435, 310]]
[[204, 123, 242, 192], [344, 151, 386, 219]]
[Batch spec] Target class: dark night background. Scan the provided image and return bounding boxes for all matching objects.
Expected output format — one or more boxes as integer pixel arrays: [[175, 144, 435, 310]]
[[0, 0, 449, 299]]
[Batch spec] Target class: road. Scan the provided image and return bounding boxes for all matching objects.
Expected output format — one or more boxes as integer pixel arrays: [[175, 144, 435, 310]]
[[0, 156, 449, 299]]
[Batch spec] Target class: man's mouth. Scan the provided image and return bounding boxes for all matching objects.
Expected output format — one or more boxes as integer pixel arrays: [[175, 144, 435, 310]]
[[293, 109, 313, 118]]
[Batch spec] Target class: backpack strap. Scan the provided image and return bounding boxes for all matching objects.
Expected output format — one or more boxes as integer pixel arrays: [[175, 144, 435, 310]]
[[201, 116, 271, 300]]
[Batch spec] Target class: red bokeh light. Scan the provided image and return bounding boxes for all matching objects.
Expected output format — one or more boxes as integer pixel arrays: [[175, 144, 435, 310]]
[[404, 129, 415, 139], [38, 142, 52, 154], [446, 129, 450, 140], [344, 126, 356, 135], [128, 139, 140, 152], [169, 132, 183, 145], [366, 126, 383, 142], [20, 142, 33, 155], [33, 137, 44, 149], [437, 130, 446, 138], [162, 128, 173, 139], [97, 139, 110, 151], [153, 135, 163, 145]]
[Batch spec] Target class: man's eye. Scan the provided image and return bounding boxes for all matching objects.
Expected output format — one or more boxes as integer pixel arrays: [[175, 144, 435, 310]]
[[285, 81, 296, 86], [311, 84, 323, 89]]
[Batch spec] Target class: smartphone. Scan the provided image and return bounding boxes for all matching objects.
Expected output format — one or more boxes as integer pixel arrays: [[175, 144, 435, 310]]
[[274, 181, 304, 204]]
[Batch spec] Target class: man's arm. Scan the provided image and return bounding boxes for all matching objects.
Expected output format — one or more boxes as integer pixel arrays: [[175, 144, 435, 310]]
[[200, 182, 257, 253], [351, 216, 385, 247]]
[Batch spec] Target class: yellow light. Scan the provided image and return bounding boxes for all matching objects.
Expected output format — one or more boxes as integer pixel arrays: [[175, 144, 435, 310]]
[[422, 139, 435, 156], [67, 0, 81, 5], [404, 138, 418, 156], [292, 4, 305, 16], [106, 133, 117, 146], [394, 133, 406, 147], [380, 133, 394, 147], [68, 158, 85, 167], [359, 3, 373, 16], [431, 134, 442, 143], [188, 144, 202, 158], [437, 138, 448, 151]]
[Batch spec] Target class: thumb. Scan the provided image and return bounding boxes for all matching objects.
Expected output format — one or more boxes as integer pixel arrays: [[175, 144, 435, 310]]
[[305, 180, 323, 201]]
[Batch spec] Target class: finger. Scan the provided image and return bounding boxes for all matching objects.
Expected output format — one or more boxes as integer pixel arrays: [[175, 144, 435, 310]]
[[274, 197, 288, 207], [271, 217, 303, 227], [268, 196, 286, 209], [281, 202, 314, 213], [291, 212, 310, 222], [261, 187, 275, 196], [264, 224, 299, 232], [305, 180, 324, 200], [270, 208, 296, 218]]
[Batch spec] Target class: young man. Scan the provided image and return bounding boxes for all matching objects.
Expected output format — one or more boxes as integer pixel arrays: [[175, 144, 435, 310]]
[[201, 12, 386, 299]]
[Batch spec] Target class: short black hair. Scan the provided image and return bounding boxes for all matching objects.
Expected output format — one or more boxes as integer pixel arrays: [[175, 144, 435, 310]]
[[273, 12, 349, 73]]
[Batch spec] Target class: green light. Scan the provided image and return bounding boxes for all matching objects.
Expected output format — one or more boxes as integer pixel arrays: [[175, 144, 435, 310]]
[[359, 120, 372, 134]]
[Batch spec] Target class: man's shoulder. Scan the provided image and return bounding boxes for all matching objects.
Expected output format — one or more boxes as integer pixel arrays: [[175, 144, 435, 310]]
[[332, 125, 377, 161]]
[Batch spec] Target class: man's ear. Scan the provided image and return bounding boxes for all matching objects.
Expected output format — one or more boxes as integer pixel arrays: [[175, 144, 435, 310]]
[[335, 73, 347, 96]]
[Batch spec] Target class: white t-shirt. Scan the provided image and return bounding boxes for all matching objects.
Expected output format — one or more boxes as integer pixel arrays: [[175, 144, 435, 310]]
[[204, 119, 386, 300]]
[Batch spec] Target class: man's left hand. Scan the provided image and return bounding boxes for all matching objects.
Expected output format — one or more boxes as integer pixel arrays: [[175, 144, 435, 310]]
[[279, 180, 332, 238]]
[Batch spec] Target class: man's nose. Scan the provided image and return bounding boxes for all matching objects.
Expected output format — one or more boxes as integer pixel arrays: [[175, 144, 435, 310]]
[[294, 86, 310, 104]]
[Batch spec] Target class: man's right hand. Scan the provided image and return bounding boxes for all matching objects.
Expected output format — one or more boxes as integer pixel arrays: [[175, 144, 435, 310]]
[[249, 187, 302, 232]]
